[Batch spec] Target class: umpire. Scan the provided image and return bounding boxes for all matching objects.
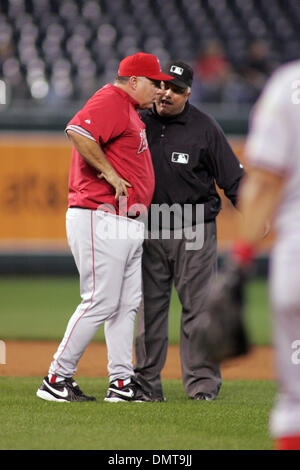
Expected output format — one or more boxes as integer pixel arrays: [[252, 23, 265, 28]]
[[134, 61, 245, 401]]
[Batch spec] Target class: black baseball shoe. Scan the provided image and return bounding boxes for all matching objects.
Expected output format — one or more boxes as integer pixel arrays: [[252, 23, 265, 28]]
[[104, 378, 153, 403], [193, 392, 217, 401], [36, 376, 96, 402], [149, 394, 166, 402]]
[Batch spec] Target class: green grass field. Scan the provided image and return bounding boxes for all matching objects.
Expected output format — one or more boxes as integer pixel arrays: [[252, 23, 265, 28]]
[[0, 276, 272, 344], [0, 276, 275, 451], [0, 378, 276, 450]]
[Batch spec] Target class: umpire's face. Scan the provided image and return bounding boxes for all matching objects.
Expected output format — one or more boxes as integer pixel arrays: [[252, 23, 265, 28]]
[[155, 82, 191, 117]]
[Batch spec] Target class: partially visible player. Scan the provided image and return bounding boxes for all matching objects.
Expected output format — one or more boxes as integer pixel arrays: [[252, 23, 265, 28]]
[[223, 60, 300, 449], [36, 52, 173, 403]]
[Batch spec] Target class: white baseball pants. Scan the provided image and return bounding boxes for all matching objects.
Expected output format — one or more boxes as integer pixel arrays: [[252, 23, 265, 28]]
[[49, 208, 144, 382], [269, 239, 300, 438]]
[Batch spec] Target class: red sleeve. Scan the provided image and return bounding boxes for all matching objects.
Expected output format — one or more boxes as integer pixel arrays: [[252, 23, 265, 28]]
[[66, 90, 129, 145]]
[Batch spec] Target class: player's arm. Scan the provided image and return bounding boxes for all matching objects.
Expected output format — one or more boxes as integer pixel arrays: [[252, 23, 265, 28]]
[[66, 130, 131, 199], [236, 167, 285, 248]]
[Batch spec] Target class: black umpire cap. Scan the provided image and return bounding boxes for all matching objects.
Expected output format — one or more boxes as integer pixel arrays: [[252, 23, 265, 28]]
[[163, 60, 194, 88]]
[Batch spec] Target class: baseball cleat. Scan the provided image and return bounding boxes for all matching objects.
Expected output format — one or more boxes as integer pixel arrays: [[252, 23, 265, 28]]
[[193, 392, 217, 401], [36, 376, 96, 402], [149, 395, 166, 402], [104, 378, 152, 403]]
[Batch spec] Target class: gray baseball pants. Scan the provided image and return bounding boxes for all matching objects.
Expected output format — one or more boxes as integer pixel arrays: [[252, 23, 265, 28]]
[[135, 220, 222, 399]]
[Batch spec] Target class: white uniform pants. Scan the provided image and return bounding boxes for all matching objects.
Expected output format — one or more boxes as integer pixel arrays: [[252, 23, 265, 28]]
[[49, 208, 144, 382], [269, 239, 300, 438]]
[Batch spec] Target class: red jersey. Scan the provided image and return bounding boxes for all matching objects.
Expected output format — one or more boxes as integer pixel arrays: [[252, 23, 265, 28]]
[[66, 84, 155, 214]]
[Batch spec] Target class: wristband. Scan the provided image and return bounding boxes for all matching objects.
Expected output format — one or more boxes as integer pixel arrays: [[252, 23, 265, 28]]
[[231, 240, 255, 266]]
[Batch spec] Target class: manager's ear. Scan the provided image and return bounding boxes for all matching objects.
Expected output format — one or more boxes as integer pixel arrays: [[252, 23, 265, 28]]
[[128, 76, 138, 90]]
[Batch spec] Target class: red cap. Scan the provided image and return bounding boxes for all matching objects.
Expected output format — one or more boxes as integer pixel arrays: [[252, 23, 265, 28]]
[[118, 52, 174, 81]]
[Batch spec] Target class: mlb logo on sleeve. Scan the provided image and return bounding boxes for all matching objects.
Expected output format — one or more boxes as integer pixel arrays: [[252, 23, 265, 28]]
[[171, 152, 189, 164]]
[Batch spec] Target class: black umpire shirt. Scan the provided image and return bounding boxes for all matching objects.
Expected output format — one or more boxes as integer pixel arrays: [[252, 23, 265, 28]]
[[141, 101, 245, 230]]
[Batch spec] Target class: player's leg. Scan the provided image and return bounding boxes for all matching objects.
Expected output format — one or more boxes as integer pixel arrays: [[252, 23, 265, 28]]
[[134, 237, 173, 400], [48, 209, 132, 378], [269, 242, 300, 449], [104, 221, 144, 383], [174, 221, 222, 399], [103, 218, 155, 402]]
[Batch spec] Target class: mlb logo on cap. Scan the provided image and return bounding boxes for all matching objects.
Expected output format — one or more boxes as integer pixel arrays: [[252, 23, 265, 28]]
[[170, 65, 184, 76]]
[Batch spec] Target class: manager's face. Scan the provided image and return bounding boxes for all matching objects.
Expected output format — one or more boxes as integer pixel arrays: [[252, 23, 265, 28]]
[[135, 77, 161, 109]]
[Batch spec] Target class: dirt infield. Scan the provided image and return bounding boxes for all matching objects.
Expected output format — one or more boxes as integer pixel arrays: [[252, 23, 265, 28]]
[[0, 341, 274, 380]]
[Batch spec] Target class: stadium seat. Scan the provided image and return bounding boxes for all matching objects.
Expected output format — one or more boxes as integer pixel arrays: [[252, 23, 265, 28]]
[[0, 0, 299, 104]]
